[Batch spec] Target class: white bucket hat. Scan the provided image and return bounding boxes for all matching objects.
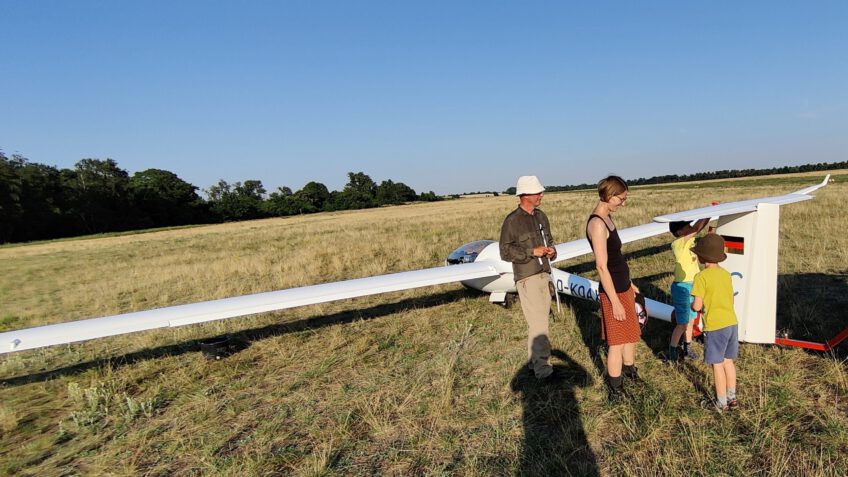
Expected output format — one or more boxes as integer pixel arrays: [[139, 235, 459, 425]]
[[515, 176, 545, 196]]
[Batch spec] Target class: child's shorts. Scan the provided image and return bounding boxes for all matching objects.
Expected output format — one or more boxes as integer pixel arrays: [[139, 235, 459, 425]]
[[670, 281, 695, 325], [704, 325, 738, 364]]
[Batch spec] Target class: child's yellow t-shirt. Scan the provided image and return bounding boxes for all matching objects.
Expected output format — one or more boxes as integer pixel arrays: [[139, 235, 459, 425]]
[[671, 235, 700, 283], [691, 266, 738, 331]]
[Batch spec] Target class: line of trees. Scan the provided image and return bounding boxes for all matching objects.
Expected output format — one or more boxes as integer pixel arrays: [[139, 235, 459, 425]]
[[4, 151, 842, 244], [503, 161, 847, 194], [0, 152, 440, 244]]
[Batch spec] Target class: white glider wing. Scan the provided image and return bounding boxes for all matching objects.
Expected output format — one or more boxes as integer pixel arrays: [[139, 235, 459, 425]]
[[551, 222, 669, 263], [0, 262, 499, 354], [552, 175, 830, 262], [654, 175, 830, 223]]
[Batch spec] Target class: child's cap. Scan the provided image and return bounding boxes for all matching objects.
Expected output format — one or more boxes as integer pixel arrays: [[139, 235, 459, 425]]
[[690, 233, 727, 263]]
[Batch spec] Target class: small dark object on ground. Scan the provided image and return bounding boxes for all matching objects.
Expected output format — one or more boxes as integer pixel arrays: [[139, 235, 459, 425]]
[[199, 335, 234, 360]]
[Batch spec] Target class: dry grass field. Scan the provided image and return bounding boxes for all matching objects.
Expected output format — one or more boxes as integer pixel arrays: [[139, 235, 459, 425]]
[[1, 173, 846, 476]]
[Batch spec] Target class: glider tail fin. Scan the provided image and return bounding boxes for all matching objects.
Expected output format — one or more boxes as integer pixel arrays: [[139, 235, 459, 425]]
[[714, 203, 781, 343]]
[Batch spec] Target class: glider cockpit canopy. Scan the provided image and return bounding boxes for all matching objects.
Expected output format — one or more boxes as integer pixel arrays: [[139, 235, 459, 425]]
[[446, 240, 496, 265]]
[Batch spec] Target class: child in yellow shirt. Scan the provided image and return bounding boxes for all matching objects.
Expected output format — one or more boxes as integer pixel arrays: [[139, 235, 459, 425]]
[[690, 233, 739, 412], [667, 218, 709, 362]]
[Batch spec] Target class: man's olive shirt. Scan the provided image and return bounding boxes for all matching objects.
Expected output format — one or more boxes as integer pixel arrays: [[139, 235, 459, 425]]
[[499, 206, 556, 282]]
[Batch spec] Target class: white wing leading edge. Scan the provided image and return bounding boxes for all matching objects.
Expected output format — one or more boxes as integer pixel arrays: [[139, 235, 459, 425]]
[[551, 222, 668, 264], [551, 175, 830, 262], [654, 175, 830, 223], [0, 262, 499, 354]]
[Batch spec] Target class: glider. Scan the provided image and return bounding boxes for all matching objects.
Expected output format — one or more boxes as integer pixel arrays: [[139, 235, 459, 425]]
[[0, 175, 834, 355]]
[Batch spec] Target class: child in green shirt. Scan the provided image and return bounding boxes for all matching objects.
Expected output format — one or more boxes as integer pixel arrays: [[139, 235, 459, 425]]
[[690, 233, 739, 412]]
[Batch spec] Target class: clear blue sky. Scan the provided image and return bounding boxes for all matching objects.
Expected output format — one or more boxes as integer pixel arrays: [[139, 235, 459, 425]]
[[1, 1, 846, 195]]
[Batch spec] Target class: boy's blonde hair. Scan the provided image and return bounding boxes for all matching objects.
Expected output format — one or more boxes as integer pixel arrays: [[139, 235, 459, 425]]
[[597, 175, 628, 202]]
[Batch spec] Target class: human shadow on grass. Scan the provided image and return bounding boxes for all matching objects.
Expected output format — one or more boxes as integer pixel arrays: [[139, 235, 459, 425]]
[[569, 297, 606, 378], [0, 288, 473, 386], [510, 339, 598, 477]]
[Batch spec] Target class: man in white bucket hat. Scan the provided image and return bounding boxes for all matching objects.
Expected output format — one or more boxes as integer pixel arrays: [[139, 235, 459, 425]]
[[500, 176, 557, 379]]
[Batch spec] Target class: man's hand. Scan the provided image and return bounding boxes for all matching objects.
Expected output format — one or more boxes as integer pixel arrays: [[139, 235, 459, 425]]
[[532, 246, 556, 258]]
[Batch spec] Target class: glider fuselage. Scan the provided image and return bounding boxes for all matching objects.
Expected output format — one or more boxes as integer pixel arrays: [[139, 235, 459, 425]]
[[446, 240, 674, 321]]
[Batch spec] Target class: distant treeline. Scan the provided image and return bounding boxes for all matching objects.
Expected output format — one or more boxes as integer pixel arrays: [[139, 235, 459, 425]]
[[502, 161, 846, 195], [0, 152, 441, 244], [3, 152, 843, 244]]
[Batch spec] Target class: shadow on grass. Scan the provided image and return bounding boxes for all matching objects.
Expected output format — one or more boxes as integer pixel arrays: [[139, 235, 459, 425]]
[[569, 298, 606, 379], [776, 272, 848, 358], [510, 343, 598, 477], [677, 358, 715, 401], [1, 288, 473, 386], [633, 271, 675, 360]]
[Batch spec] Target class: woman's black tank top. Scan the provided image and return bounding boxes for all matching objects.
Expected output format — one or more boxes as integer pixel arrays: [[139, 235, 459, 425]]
[[586, 214, 631, 293]]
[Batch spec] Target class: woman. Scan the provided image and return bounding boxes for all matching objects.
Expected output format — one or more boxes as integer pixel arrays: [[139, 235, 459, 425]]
[[586, 175, 640, 399]]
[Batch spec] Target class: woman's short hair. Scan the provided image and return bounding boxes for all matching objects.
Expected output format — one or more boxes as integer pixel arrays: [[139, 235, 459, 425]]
[[597, 175, 628, 201]]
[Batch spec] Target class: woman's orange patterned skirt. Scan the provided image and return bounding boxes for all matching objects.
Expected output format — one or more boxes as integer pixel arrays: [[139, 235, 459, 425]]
[[599, 288, 641, 345]]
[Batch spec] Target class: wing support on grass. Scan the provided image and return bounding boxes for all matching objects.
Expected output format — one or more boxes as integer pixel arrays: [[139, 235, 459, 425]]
[[775, 327, 848, 351]]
